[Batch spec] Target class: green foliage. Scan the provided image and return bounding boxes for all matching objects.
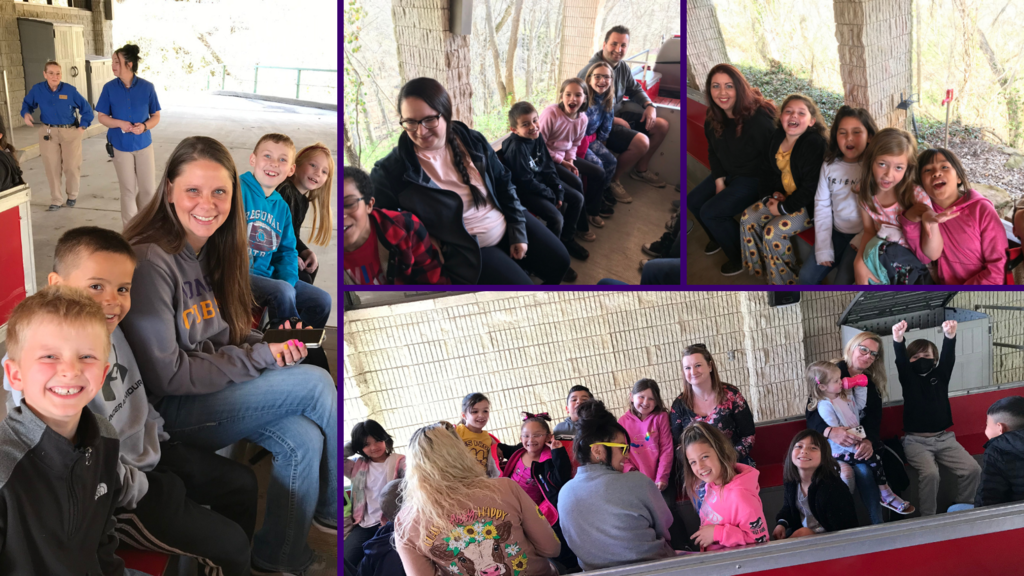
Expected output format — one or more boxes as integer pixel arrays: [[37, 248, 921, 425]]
[[474, 85, 558, 144], [916, 117, 982, 147], [736, 62, 846, 123]]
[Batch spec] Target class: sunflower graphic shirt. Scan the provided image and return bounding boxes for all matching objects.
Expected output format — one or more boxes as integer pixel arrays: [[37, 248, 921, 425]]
[[404, 478, 561, 576]]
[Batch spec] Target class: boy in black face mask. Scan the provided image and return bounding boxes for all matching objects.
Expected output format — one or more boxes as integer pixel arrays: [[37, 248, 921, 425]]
[[892, 320, 981, 516]]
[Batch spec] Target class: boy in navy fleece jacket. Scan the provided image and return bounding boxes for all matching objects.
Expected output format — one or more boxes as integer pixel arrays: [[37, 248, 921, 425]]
[[243, 133, 332, 328], [502, 101, 589, 269]]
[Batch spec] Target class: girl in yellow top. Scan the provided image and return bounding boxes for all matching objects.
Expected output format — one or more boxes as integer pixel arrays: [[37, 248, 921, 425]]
[[739, 93, 828, 284], [456, 392, 516, 478]]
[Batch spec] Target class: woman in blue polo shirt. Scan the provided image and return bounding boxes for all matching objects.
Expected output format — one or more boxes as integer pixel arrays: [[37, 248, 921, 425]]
[[20, 60, 93, 211], [95, 43, 161, 229]]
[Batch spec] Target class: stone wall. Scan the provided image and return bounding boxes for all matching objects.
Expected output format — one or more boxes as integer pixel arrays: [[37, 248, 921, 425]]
[[556, 0, 599, 85], [685, 0, 729, 91], [833, 0, 913, 128], [0, 0, 112, 129], [343, 291, 1024, 449], [390, 0, 473, 125]]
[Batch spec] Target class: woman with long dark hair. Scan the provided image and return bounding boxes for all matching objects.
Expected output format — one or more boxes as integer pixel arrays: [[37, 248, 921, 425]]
[[687, 64, 777, 276], [371, 77, 570, 285], [120, 136, 336, 575], [95, 43, 161, 228]]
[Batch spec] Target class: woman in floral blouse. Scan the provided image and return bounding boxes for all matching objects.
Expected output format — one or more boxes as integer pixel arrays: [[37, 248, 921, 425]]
[[671, 344, 757, 466]]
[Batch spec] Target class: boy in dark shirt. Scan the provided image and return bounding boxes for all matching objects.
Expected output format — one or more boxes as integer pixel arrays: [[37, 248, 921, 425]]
[[892, 320, 981, 516], [976, 396, 1024, 507], [502, 101, 589, 281]]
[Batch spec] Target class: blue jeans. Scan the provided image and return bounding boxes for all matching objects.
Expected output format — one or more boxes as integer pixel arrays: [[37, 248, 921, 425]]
[[251, 275, 332, 328], [852, 460, 885, 524], [154, 364, 338, 573], [642, 258, 681, 285], [687, 174, 762, 264], [798, 228, 858, 285]]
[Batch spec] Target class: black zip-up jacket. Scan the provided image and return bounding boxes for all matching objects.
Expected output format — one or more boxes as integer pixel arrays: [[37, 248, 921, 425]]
[[763, 128, 827, 217], [806, 360, 883, 447], [0, 405, 124, 575], [893, 336, 956, 434], [975, 428, 1024, 507], [704, 107, 776, 184], [500, 132, 563, 204], [371, 121, 528, 285], [775, 473, 859, 536], [275, 181, 318, 283]]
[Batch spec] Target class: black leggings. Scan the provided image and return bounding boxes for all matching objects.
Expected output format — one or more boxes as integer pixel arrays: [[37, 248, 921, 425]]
[[556, 159, 605, 218], [478, 212, 571, 284]]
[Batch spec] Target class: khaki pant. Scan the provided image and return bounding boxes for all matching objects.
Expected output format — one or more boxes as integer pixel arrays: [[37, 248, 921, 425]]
[[112, 144, 157, 229], [38, 125, 83, 206], [902, 431, 982, 516]]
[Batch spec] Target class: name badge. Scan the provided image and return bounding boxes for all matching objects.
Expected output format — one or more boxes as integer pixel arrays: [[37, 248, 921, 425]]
[[59, 95, 68, 100]]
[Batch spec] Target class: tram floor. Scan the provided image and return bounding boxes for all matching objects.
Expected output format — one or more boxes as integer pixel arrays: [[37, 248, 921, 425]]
[[14, 91, 339, 327], [563, 174, 681, 285]]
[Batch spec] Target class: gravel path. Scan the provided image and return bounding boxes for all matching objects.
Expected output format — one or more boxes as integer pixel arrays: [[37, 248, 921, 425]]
[[946, 138, 1024, 199]]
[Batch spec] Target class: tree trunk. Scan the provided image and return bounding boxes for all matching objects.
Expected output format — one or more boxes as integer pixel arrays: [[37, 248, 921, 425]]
[[495, 1, 514, 34], [549, 0, 563, 91], [482, 0, 509, 104], [977, 27, 1023, 148], [504, 0, 525, 103], [749, 0, 780, 67], [525, 7, 538, 99], [343, 120, 361, 169]]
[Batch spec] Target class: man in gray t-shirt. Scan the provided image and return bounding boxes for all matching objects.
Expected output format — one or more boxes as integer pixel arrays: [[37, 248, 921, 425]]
[[577, 25, 670, 196]]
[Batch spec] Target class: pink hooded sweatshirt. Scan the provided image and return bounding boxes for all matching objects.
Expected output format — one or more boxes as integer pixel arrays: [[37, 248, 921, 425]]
[[900, 188, 1008, 285], [698, 463, 769, 549], [618, 411, 674, 486], [539, 104, 587, 164]]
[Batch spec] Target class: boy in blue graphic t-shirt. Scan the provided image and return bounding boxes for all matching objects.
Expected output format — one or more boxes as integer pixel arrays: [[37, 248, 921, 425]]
[[242, 134, 332, 328]]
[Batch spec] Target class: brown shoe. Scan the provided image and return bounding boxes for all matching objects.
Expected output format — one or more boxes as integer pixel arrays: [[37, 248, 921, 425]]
[[576, 230, 596, 242]]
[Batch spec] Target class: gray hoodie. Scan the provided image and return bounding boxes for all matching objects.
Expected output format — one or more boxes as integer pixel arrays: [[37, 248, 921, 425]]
[[3, 327, 168, 509], [119, 242, 279, 400], [557, 464, 674, 571], [577, 50, 653, 110]]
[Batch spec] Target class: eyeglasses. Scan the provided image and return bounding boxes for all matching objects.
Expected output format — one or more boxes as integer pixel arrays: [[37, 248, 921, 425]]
[[856, 345, 879, 359], [593, 442, 630, 457], [399, 114, 442, 132], [343, 197, 367, 212], [592, 74, 612, 81]]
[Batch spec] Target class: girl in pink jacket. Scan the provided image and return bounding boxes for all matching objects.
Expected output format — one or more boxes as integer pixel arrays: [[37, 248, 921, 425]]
[[900, 148, 1008, 285], [619, 379, 674, 494], [681, 422, 769, 550]]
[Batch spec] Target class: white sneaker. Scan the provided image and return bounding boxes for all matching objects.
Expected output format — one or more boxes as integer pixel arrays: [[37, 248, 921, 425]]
[[312, 517, 337, 535], [609, 180, 632, 203]]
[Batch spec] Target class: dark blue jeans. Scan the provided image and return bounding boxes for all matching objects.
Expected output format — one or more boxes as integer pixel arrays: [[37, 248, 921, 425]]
[[251, 276, 332, 328], [687, 174, 762, 264], [798, 228, 858, 285]]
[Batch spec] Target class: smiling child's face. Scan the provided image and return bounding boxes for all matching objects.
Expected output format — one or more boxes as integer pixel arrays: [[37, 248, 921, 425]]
[[836, 117, 869, 162], [512, 112, 540, 139], [249, 141, 296, 191], [49, 251, 135, 334], [919, 153, 962, 206]]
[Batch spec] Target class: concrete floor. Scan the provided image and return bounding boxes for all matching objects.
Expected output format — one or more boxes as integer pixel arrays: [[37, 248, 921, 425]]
[[14, 92, 340, 327]]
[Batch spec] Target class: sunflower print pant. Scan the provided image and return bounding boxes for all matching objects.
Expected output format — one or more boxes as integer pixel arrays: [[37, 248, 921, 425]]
[[740, 201, 812, 284]]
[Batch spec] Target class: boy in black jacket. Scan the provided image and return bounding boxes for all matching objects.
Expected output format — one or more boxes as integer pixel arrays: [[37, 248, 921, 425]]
[[502, 101, 590, 276], [0, 286, 135, 575], [976, 396, 1024, 507], [892, 320, 981, 516]]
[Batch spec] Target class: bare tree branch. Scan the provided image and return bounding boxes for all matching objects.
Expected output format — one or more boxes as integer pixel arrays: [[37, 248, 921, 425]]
[[504, 0, 525, 103]]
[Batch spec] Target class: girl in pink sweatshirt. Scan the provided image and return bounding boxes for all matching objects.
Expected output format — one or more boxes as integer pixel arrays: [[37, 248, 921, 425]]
[[681, 422, 769, 550], [618, 379, 674, 493], [900, 147, 1007, 285]]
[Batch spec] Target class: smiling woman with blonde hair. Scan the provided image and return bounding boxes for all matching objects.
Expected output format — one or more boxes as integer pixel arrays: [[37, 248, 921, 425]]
[[395, 422, 561, 576], [804, 330, 887, 524]]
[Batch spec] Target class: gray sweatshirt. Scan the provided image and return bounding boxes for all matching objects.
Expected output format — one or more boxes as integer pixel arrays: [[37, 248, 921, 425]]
[[3, 327, 168, 509], [119, 242, 279, 400], [557, 464, 674, 571], [577, 50, 653, 109]]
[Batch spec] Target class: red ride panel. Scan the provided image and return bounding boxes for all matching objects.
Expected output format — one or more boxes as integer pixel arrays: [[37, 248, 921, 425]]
[[755, 526, 1024, 575], [0, 207, 26, 324], [686, 96, 710, 169]]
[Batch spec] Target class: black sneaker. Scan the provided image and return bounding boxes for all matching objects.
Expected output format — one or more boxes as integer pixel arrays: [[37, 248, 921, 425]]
[[704, 241, 721, 255], [599, 204, 615, 217], [604, 192, 618, 206], [47, 204, 60, 211], [65, 199, 76, 207], [721, 260, 744, 276], [643, 232, 674, 257], [563, 267, 578, 282], [563, 238, 590, 261]]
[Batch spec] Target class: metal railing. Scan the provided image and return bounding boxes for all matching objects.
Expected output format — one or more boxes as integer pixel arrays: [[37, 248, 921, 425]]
[[204, 65, 337, 103]]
